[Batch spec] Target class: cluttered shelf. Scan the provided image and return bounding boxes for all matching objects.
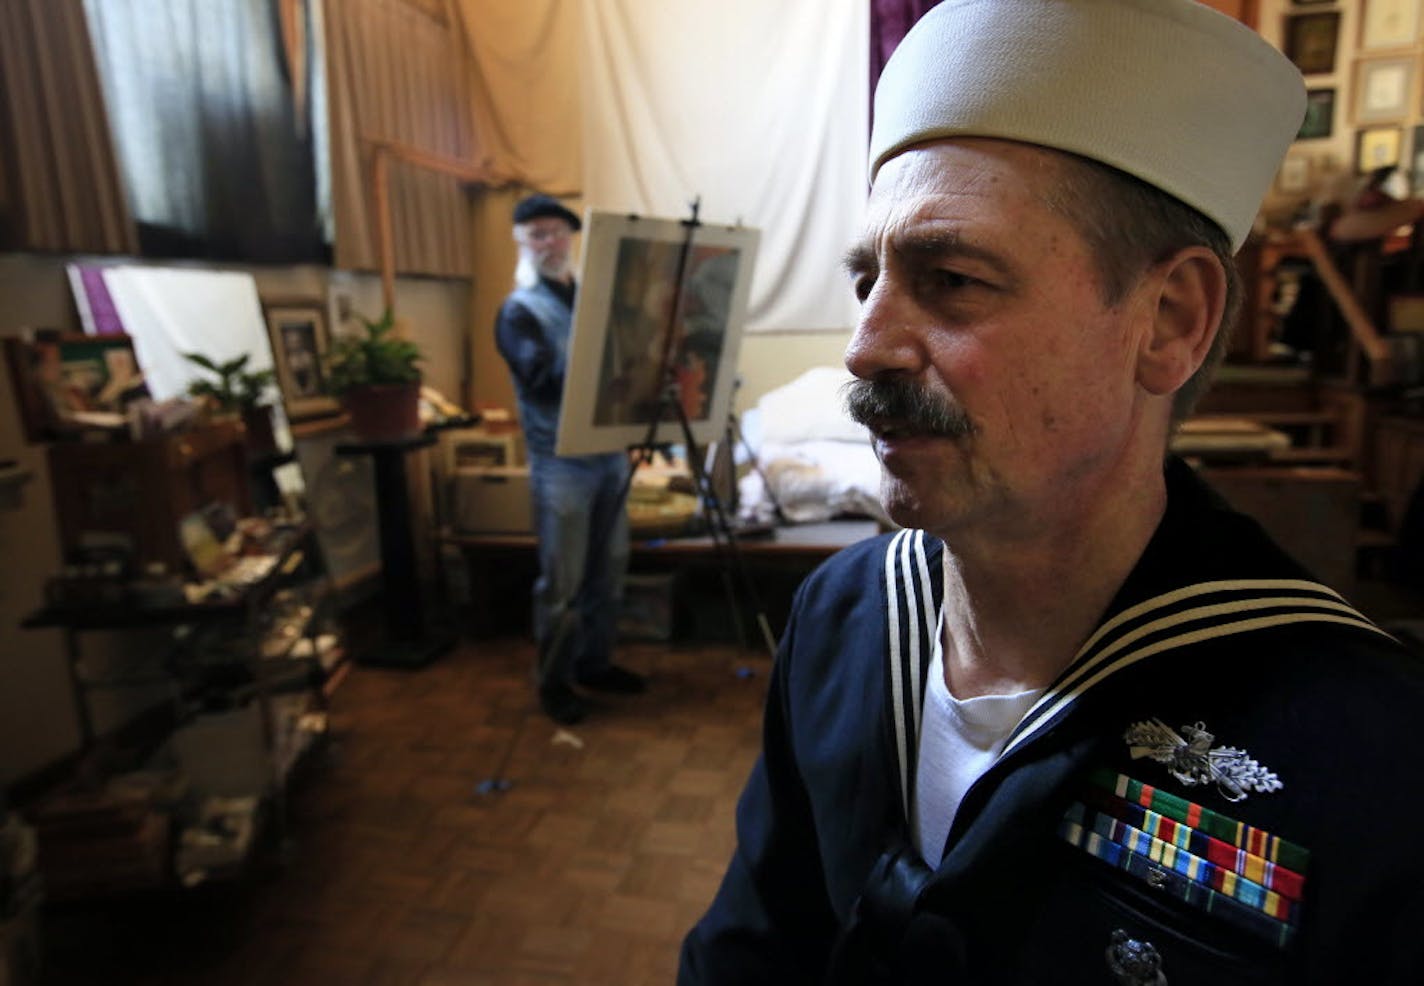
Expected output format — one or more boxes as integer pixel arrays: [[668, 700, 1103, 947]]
[[21, 521, 316, 631], [15, 517, 346, 901]]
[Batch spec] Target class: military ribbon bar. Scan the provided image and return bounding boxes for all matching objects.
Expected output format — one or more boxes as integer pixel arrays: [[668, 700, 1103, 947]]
[[1080, 784, 1306, 901], [1088, 767, 1310, 873], [1061, 802, 1298, 950]]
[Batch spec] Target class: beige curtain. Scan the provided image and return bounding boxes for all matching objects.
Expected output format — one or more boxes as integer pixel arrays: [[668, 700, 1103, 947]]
[[0, 0, 136, 254], [581, 0, 867, 332], [468, 185, 589, 413], [324, 0, 479, 275], [452, 0, 582, 196], [453, 0, 582, 410]]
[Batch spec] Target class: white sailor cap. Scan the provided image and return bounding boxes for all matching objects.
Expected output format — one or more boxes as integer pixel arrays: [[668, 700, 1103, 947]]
[[869, 0, 1307, 251]]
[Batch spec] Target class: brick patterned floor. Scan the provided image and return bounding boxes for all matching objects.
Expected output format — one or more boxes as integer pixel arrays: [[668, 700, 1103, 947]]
[[40, 635, 772, 985]]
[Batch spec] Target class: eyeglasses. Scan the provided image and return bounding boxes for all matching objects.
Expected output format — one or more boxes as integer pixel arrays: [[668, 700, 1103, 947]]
[[523, 223, 572, 244]]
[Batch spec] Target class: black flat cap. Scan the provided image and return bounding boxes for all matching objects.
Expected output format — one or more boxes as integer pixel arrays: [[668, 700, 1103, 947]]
[[512, 194, 581, 231]]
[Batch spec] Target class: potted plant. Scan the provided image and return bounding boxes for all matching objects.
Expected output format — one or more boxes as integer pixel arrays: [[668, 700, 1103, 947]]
[[325, 308, 423, 442], [183, 351, 279, 456]]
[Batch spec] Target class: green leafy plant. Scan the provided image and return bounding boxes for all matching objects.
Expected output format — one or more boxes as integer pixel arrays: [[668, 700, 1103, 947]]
[[324, 308, 422, 395], [183, 352, 275, 413]]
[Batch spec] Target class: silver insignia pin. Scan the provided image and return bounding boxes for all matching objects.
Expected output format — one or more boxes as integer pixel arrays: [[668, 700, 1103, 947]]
[[1124, 718, 1282, 802], [1106, 929, 1167, 986]]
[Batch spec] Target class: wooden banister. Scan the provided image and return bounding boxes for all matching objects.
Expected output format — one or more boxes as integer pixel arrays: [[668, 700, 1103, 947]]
[[1290, 228, 1395, 386], [362, 137, 496, 315]]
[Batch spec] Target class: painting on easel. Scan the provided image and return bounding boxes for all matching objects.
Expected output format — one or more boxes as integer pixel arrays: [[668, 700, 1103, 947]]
[[557, 211, 759, 456]]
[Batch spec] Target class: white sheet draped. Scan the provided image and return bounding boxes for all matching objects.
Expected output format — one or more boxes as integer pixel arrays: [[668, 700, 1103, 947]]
[[578, 0, 868, 332]]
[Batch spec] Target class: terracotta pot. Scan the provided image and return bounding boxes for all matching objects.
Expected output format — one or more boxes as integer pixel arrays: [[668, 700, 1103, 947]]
[[343, 381, 422, 443]]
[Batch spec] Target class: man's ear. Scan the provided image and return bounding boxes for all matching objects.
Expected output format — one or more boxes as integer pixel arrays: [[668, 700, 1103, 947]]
[[1135, 246, 1227, 397]]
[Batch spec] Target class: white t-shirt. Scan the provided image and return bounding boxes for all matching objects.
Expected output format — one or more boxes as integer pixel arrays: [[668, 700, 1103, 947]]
[[913, 628, 1044, 867]]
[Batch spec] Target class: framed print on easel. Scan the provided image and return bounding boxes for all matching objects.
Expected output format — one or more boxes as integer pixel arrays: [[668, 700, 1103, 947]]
[[555, 211, 760, 457]]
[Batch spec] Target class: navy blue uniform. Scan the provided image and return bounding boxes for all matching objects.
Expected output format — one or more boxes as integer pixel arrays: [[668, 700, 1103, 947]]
[[681, 459, 1424, 984]]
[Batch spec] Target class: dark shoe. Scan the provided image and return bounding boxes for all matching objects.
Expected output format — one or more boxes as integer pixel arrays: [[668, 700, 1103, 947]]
[[539, 683, 587, 725], [575, 664, 647, 695]]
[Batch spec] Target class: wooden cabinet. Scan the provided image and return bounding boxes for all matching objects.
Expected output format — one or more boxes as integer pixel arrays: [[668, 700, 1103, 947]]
[[1372, 415, 1424, 533], [46, 420, 252, 572], [1201, 465, 1361, 596]]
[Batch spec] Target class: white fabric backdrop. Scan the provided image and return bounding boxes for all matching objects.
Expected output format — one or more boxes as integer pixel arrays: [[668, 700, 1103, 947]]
[[579, 0, 868, 333], [101, 266, 276, 402]]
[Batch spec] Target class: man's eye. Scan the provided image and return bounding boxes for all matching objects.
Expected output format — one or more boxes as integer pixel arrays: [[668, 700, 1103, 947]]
[[851, 275, 875, 303], [929, 269, 976, 290]]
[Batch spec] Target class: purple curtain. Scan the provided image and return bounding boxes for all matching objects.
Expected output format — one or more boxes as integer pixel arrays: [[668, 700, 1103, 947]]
[[870, 0, 942, 125]]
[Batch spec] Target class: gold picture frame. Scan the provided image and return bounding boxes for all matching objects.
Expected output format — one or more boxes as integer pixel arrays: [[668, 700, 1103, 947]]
[[262, 298, 340, 421], [1353, 56, 1417, 125], [1284, 11, 1341, 75], [1361, 0, 1422, 50], [1356, 126, 1404, 174]]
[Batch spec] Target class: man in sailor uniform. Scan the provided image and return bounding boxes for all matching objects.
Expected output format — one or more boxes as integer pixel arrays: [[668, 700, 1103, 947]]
[[679, 1, 1424, 983]]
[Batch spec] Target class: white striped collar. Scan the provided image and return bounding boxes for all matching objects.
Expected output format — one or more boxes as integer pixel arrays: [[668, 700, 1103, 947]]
[[881, 536, 1389, 826]]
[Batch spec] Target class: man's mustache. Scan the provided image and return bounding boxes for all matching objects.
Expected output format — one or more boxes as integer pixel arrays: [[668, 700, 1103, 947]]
[[844, 378, 975, 438]]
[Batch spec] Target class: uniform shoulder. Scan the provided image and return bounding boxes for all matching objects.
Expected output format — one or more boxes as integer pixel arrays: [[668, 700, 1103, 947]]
[[796, 529, 935, 603]]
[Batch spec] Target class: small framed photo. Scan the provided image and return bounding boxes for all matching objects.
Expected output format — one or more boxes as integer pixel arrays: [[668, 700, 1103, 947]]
[[1357, 126, 1403, 174], [1277, 155, 1312, 194], [1298, 88, 1336, 140], [2, 332, 146, 441], [1353, 56, 1416, 124], [262, 298, 340, 420], [1361, 0, 1422, 50], [1412, 124, 1424, 196], [1283, 12, 1341, 75]]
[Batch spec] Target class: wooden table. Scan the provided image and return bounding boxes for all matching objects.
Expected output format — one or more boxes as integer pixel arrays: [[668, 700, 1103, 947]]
[[443, 519, 885, 640]]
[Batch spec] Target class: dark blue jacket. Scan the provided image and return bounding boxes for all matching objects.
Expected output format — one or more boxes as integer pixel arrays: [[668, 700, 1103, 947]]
[[680, 459, 1424, 984], [495, 278, 575, 457]]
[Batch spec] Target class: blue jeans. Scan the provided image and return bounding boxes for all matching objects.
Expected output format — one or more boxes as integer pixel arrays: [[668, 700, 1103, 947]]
[[528, 452, 630, 689]]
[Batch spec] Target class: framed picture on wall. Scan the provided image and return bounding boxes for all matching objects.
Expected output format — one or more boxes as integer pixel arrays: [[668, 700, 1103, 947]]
[[1412, 125, 1424, 196], [1277, 155, 1312, 194], [1298, 88, 1336, 139], [1283, 12, 1341, 74], [1361, 0, 1422, 50], [1353, 56, 1417, 124], [1357, 126, 1403, 173], [262, 299, 341, 421], [3, 332, 145, 441]]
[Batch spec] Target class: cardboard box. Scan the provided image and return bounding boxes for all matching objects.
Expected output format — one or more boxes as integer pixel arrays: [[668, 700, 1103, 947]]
[[437, 428, 521, 473], [452, 467, 534, 534], [619, 572, 679, 641], [170, 704, 268, 797]]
